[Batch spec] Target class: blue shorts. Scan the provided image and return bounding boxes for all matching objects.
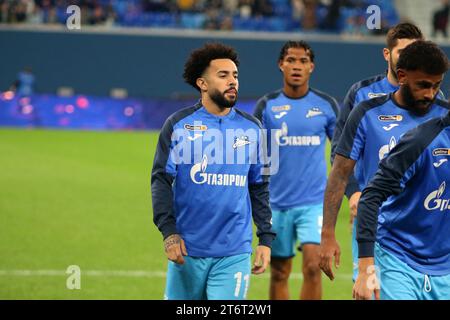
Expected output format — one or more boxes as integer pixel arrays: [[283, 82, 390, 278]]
[[164, 253, 251, 300], [352, 218, 358, 282], [271, 204, 323, 258], [375, 243, 450, 300]]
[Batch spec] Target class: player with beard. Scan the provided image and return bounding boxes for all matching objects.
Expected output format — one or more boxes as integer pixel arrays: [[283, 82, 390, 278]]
[[151, 43, 275, 300], [320, 23, 426, 283], [320, 40, 450, 283], [353, 112, 450, 300]]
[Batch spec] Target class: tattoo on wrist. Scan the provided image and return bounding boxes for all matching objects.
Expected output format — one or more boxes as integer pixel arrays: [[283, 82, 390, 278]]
[[164, 234, 180, 251]]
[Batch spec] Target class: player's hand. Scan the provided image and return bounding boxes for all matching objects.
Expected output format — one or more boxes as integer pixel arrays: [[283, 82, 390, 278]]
[[318, 231, 341, 280], [164, 234, 187, 264], [252, 245, 271, 275], [352, 257, 380, 300], [349, 192, 361, 229]]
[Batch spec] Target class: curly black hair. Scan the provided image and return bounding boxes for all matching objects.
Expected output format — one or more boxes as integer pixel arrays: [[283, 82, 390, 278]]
[[183, 43, 240, 91], [278, 40, 315, 63], [396, 40, 448, 75]]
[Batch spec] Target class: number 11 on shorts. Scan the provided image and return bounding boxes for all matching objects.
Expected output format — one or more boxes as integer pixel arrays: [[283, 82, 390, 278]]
[[234, 272, 250, 298]]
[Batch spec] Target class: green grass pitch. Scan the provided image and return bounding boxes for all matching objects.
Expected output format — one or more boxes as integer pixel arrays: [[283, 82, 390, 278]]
[[0, 128, 353, 299]]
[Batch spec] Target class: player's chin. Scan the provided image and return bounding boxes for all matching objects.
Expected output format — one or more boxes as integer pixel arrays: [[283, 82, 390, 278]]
[[414, 102, 432, 114], [288, 79, 305, 87], [225, 93, 237, 101], [225, 97, 238, 105]]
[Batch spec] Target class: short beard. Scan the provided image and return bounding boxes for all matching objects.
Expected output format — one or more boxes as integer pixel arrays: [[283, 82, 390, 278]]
[[389, 55, 398, 81], [401, 83, 435, 116], [209, 89, 237, 110]]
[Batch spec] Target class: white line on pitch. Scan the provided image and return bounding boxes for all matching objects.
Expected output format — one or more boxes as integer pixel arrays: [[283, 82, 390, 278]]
[[0, 270, 353, 280]]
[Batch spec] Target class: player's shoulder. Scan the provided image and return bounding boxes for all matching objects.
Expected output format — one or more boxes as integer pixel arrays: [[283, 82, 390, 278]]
[[234, 108, 263, 129], [412, 110, 450, 138], [355, 92, 391, 112], [348, 93, 392, 124], [348, 73, 386, 95], [441, 110, 450, 129], [255, 89, 283, 108], [388, 112, 450, 163], [434, 98, 450, 110], [166, 101, 203, 127], [309, 88, 339, 114]]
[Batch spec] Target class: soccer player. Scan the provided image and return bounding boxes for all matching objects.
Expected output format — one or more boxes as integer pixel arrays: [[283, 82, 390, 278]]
[[320, 40, 450, 282], [254, 41, 339, 300], [320, 23, 425, 281], [353, 111, 450, 300], [151, 43, 275, 300]]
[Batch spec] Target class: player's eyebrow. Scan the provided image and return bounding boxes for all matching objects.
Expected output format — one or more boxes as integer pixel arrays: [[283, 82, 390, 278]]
[[285, 56, 311, 64], [416, 80, 442, 87], [217, 70, 238, 76]]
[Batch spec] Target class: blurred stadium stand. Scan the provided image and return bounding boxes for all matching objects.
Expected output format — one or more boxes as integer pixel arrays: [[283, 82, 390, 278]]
[[2, 1, 450, 131], [0, 0, 399, 34]]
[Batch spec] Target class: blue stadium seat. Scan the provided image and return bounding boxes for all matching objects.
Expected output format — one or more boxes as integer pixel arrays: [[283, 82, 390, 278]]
[[268, 17, 287, 32], [180, 13, 206, 29]]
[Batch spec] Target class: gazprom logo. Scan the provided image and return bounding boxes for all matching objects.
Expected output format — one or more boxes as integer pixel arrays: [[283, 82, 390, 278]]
[[189, 155, 247, 187], [281, 122, 288, 136], [424, 182, 450, 211], [190, 155, 208, 184], [378, 136, 397, 160], [275, 122, 320, 146]]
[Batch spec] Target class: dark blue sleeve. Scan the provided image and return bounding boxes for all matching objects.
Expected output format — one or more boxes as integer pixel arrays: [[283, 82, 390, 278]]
[[331, 84, 356, 160], [253, 97, 267, 127], [151, 117, 178, 240], [246, 112, 276, 247], [335, 101, 368, 162], [236, 109, 276, 247], [249, 177, 276, 247], [357, 117, 445, 257], [331, 84, 361, 198], [325, 96, 339, 141]]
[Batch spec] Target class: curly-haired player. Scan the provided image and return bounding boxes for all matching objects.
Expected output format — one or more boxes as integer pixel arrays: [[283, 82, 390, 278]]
[[152, 43, 275, 300]]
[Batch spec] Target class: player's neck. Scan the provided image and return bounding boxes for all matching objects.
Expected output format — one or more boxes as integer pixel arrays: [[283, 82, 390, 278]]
[[387, 71, 399, 86], [393, 89, 406, 107], [283, 84, 309, 99], [201, 96, 232, 116]]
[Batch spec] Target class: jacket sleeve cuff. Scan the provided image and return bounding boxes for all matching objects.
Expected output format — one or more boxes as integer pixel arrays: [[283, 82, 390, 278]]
[[258, 233, 276, 248], [345, 181, 361, 199], [358, 241, 375, 258], [160, 223, 179, 240]]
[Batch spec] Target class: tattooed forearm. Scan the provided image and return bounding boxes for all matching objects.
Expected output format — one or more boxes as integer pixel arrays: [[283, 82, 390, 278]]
[[323, 155, 356, 230]]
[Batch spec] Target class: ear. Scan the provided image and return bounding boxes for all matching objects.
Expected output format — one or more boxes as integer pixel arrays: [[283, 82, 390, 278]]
[[382, 47, 390, 63], [309, 62, 315, 74], [278, 60, 284, 72], [196, 77, 207, 92], [396, 69, 407, 85]]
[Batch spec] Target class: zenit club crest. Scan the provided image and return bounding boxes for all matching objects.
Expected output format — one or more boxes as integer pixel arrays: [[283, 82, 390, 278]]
[[306, 107, 323, 118], [233, 136, 252, 149]]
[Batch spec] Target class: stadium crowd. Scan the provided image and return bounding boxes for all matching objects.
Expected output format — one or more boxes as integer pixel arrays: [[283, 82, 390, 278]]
[[0, 0, 398, 33]]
